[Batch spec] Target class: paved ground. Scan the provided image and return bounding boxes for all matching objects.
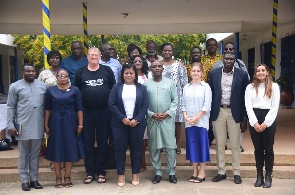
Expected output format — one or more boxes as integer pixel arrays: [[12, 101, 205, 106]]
[[0, 177, 295, 195]]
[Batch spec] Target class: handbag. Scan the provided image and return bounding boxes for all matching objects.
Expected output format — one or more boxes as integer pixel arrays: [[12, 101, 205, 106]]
[[0, 138, 13, 151]]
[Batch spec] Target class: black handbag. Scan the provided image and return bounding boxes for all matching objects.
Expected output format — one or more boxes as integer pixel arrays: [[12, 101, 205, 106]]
[[105, 144, 116, 170]]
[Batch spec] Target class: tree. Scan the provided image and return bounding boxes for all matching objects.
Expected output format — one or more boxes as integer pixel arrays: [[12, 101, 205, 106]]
[[13, 34, 205, 69]]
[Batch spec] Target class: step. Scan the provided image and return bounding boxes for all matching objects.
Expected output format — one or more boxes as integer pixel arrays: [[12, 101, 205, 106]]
[[1, 146, 295, 169], [1, 166, 295, 183]]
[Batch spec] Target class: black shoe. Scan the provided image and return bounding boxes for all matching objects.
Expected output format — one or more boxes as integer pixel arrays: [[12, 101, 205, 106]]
[[169, 175, 177, 184], [263, 175, 272, 188], [22, 182, 30, 191], [30, 181, 43, 189], [240, 146, 244, 152], [152, 175, 162, 184], [212, 174, 227, 182], [254, 171, 264, 187], [234, 175, 242, 184]]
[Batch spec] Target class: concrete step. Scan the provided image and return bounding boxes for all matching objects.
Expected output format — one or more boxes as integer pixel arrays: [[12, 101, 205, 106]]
[[1, 146, 295, 169], [1, 166, 295, 183]]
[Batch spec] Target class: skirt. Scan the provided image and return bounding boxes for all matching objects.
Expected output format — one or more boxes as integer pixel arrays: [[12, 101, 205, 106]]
[[185, 126, 211, 163]]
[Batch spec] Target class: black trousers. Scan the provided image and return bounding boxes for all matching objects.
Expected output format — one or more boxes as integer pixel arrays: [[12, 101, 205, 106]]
[[249, 108, 276, 174]]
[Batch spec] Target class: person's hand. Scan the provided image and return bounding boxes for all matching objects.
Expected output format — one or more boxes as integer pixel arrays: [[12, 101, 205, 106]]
[[240, 118, 248, 133], [158, 113, 169, 121], [10, 128, 18, 136], [254, 122, 262, 132], [122, 118, 131, 125], [45, 126, 51, 136], [77, 126, 83, 137], [129, 119, 138, 127], [190, 116, 200, 125], [260, 122, 267, 131], [152, 113, 160, 121], [185, 117, 193, 124]]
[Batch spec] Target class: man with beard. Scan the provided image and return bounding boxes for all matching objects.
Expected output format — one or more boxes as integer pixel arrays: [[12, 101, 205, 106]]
[[99, 43, 122, 84], [144, 40, 163, 67], [7, 63, 46, 191], [60, 41, 88, 84], [208, 52, 249, 184]]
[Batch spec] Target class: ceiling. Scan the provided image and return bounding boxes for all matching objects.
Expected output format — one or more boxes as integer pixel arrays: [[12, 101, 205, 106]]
[[0, 0, 294, 35]]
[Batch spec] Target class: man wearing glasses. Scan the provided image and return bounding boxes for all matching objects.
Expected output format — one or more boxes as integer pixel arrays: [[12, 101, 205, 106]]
[[60, 41, 88, 84], [99, 43, 122, 84], [144, 40, 163, 67]]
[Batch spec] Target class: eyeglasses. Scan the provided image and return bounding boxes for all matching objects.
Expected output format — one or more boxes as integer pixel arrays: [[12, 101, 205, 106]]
[[88, 54, 99, 57], [57, 74, 69, 79], [133, 60, 143, 64], [224, 48, 234, 51]]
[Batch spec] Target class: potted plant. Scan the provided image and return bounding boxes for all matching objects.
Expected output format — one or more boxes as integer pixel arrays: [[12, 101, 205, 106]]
[[276, 69, 295, 106]]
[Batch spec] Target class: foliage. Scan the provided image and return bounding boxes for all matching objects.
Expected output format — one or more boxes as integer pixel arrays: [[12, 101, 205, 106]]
[[276, 69, 295, 91], [13, 34, 206, 69]]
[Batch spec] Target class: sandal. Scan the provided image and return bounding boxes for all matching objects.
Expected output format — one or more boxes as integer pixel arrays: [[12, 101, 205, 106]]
[[84, 176, 94, 184], [189, 176, 196, 182], [55, 177, 62, 188], [194, 177, 205, 183], [50, 162, 55, 171], [175, 148, 181, 154], [97, 175, 106, 183], [64, 176, 73, 188]]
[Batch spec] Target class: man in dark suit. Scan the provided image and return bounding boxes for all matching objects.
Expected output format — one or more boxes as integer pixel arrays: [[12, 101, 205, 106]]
[[208, 52, 249, 184]]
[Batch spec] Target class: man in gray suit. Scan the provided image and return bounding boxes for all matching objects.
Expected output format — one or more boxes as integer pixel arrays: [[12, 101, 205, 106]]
[[7, 63, 46, 191]]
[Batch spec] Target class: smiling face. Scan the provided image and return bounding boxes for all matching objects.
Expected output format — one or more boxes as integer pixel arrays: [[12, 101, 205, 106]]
[[71, 42, 83, 59], [162, 45, 174, 60], [190, 63, 203, 81], [150, 60, 164, 78], [255, 65, 269, 82], [123, 68, 136, 85], [48, 55, 61, 67], [223, 43, 236, 54]]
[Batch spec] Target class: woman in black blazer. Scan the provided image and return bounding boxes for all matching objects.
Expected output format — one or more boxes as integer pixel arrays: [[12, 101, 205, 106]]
[[108, 63, 149, 187]]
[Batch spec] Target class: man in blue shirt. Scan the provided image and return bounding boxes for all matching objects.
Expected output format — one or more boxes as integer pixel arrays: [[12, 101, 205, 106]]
[[60, 41, 88, 84], [99, 43, 122, 83]]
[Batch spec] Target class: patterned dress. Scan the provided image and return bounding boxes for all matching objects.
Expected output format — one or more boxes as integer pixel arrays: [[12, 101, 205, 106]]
[[38, 69, 58, 87], [162, 61, 188, 122]]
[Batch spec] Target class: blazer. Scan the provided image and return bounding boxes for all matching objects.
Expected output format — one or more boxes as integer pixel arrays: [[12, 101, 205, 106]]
[[108, 82, 149, 128], [208, 67, 249, 123]]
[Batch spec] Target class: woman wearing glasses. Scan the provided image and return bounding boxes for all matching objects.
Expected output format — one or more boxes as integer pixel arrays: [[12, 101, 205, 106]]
[[245, 64, 280, 188], [44, 68, 84, 188], [131, 55, 149, 172]]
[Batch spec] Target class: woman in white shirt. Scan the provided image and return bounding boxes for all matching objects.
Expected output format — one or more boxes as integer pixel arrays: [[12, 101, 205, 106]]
[[245, 64, 280, 188], [108, 63, 149, 187]]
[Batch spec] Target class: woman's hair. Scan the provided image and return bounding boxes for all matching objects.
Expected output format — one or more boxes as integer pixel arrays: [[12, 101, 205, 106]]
[[160, 42, 174, 51], [120, 63, 138, 84], [47, 50, 62, 66], [127, 45, 142, 59], [191, 62, 203, 73], [252, 64, 273, 98], [130, 55, 149, 78]]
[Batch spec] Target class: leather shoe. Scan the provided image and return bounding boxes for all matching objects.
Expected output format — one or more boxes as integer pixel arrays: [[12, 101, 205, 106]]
[[169, 175, 177, 184], [30, 181, 43, 189], [22, 182, 30, 191], [212, 174, 227, 182], [152, 175, 162, 184], [234, 175, 242, 184]]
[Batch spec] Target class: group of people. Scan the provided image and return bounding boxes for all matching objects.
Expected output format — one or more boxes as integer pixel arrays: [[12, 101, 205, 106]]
[[6, 38, 280, 191]]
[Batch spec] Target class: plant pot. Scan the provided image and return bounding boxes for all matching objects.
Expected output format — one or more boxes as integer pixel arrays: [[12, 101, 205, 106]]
[[280, 90, 294, 106]]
